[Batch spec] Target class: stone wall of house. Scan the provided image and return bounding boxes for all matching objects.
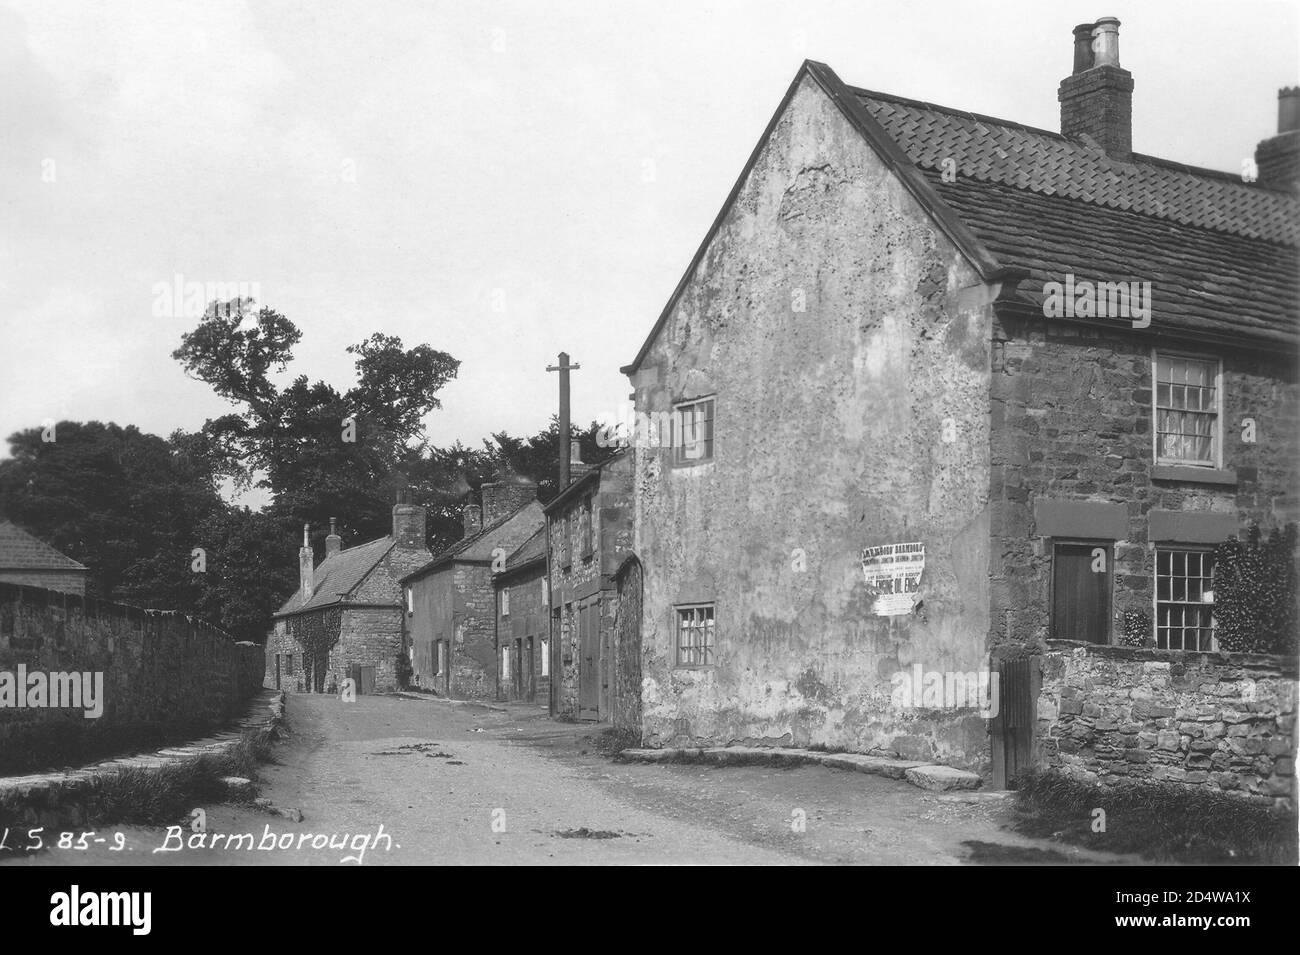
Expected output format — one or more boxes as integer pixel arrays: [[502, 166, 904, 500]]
[[328, 606, 403, 692], [549, 454, 636, 721], [496, 564, 549, 703], [989, 314, 1300, 648], [451, 564, 496, 700], [409, 568, 453, 693], [627, 74, 996, 770], [1037, 641, 1297, 807], [0, 582, 264, 772]]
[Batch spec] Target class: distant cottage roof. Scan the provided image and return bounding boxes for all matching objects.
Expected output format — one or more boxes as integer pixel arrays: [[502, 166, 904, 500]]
[[501, 526, 547, 575], [274, 535, 394, 617], [623, 61, 1300, 373], [0, 521, 88, 571], [401, 500, 545, 583]]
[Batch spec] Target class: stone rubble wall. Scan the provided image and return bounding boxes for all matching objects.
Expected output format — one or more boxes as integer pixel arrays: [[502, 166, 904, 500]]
[[0, 582, 264, 773], [1037, 641, 1297, 807]]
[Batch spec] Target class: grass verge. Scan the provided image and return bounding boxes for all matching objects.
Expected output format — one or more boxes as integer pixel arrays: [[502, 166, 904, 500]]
[[0, 726, 278, 836], [1010, 769, 1298, 864]]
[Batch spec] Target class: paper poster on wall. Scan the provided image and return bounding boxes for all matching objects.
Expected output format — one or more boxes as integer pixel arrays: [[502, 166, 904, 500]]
[[860, 542, 925, 616]]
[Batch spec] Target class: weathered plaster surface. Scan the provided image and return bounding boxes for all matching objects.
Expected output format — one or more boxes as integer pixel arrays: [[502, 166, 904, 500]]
[[631, 76, 995, 769]]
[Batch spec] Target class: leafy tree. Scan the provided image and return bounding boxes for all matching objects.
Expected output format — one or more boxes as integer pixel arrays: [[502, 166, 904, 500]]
[[172, 300, 459, 530], [0, 421, 223, 602]]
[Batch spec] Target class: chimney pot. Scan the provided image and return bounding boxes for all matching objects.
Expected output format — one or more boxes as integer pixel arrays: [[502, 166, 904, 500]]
[[1071, 22, 1095, 74], [1279, 87, 1300, 134], [463, 504, 483, 538], [1091, 17, 1121, 68], [325, 517, 342, 558], [570, 440, 584, 465]]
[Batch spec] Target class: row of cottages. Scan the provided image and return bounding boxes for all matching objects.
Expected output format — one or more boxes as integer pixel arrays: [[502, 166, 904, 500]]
[[539, 445, 637, 721], [0, 520, 89, 596], [401, 479, 543, 699], [265, 501, 430, 693], [615, 18, 1299, 797]]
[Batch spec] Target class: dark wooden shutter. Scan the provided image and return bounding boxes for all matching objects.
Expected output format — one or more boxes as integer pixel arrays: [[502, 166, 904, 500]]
[[1052, 543, 1111, 643]]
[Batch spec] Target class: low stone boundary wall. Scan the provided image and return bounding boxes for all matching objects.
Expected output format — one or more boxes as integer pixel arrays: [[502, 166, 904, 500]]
[[1036, 641, 1297, 807], [0, 583, 265, 773]]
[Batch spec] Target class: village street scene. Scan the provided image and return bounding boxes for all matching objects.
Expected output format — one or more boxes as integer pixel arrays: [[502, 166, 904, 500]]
[[1, 0, 1298, 892]]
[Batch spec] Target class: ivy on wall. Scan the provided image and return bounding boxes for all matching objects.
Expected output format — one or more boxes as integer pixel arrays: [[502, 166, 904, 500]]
[[287, 606, 343, 692], [1212, 523, 1298, 656]]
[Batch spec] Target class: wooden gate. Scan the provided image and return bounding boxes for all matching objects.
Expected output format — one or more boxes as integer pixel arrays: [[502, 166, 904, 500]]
[[991, 656, 1036, 789]]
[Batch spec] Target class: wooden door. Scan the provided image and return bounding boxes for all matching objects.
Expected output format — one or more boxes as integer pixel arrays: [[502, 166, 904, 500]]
[[991, 657, 1036, 788], [1052, 543, 1111, 643], [525, 637, 536, 702], [578, 601, 600, 719]]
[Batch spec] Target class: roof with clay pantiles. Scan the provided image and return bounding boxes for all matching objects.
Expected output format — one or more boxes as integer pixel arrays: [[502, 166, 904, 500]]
[[853, 86, 1300, 346], [0, 521, 88, 571], [855, 89, 1300, 245], [623, 61, 1300, 370]]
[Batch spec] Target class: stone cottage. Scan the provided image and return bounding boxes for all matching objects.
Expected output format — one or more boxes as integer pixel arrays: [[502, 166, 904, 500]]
[[546, 446, 636, 724], [493, 526, 549, 704], [403, 479, 544, 699], [266, 501, 431, 694], [0, 520, 89, 596], [619, 19, 1298, 798]]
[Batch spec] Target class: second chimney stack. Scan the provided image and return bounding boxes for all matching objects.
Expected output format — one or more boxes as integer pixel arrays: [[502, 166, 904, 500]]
[[1059, 17, 1133, 161]]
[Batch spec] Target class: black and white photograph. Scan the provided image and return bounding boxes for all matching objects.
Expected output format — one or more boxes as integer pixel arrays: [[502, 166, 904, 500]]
[[0, 0, 1297, 914]]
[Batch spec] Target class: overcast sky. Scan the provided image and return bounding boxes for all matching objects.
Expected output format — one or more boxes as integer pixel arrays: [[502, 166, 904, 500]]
[[2, 0, 1297, 500]]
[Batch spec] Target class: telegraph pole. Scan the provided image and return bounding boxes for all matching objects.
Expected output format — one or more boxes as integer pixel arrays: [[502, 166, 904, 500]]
[[546, 351, 580, 488]]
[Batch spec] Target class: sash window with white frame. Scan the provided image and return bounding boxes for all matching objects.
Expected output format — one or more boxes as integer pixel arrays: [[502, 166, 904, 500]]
[[1154, 354, 1220, 467], [1155, 547, 1216, 651]]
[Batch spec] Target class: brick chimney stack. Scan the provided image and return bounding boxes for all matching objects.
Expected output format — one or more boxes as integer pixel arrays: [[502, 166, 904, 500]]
[[1059, 17, 1133, 160], [1255, 87, 1300, 192], [392, 500, 427, 550], [568, 440, 593, 483], [298, 523, 314, 606], [325, 517, 342, 559], [463, 504, 483, 538], [481, 479, 538, 526]]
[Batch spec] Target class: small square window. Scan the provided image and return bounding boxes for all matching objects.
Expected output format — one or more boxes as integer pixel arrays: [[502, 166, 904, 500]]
[[672, 397, 715, 465], [675, 604, 715, 667]]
